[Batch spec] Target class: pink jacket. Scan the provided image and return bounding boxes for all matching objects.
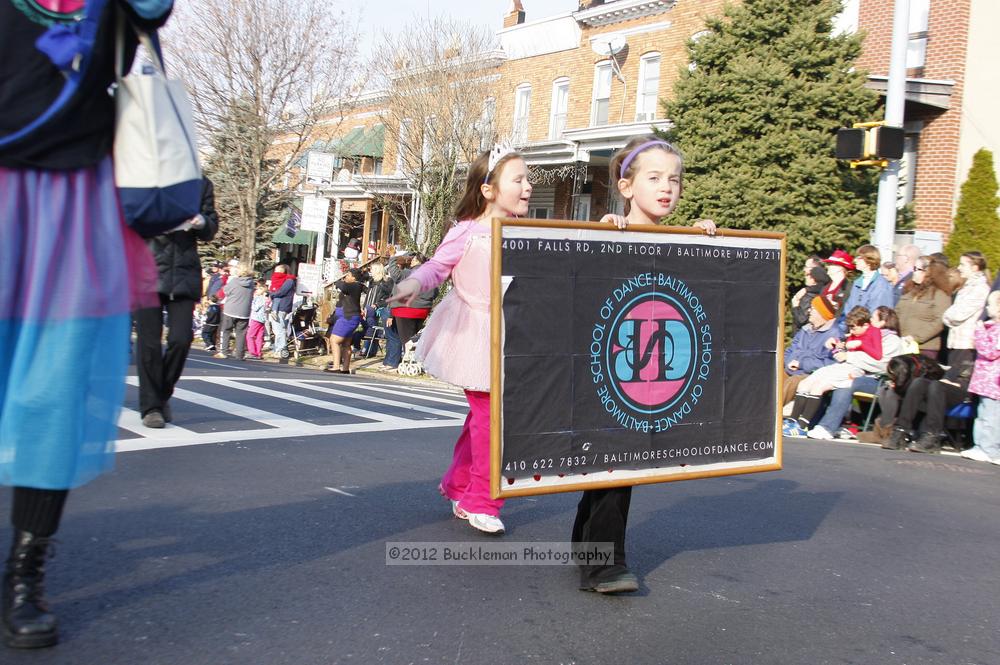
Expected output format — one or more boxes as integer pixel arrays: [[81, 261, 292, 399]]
[[969, 321, 1000, 401]]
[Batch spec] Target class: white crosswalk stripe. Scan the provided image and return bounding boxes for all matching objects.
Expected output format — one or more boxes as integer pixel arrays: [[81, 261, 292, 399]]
[[117, 376, 466, 453]]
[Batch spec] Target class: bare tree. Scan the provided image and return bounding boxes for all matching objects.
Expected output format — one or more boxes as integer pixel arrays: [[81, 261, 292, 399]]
[[163, 0, 360, 268], [365, 16, 502, 254]]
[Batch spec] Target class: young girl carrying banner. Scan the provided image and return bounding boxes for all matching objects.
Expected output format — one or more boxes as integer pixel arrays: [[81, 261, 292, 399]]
[[573, 137, 717, 593]]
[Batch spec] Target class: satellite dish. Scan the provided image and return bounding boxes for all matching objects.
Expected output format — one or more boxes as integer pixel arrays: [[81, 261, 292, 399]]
[[591, 34, 626, 57]]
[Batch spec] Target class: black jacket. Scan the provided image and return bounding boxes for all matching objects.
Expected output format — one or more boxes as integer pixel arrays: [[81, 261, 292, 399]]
[[148, 178, 220, 300]]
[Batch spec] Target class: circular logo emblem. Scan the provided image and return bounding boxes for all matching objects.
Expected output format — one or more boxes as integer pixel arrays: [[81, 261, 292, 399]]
[[606, 292, 698, 414], [590, 272, 712, 433], [11, 0, 85, 26]]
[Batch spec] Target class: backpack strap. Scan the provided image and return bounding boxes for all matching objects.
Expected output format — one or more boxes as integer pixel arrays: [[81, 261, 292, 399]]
[[0, 0, 112, 149]]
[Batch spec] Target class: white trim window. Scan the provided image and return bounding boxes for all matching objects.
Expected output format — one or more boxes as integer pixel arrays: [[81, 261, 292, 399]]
[[396, 118, 412, 173], [591, 61, 612, 126], [549, 77, 569, 139], [421, 117, 435, 164], [635, 52, 660, 122], [513, 84, 532, 144], [479, 97, 496, 151], [906, 0, 930, 68]]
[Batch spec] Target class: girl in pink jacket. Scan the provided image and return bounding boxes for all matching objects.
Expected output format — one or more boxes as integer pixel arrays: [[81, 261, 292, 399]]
[[961, 290, 1000, 463]]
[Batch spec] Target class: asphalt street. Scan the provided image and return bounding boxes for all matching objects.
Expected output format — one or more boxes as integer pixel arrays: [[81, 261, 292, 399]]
[[2, 348, 999, 665]]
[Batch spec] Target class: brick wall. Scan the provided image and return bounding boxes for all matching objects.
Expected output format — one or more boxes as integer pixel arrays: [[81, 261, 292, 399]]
[[857, 0, 972, 239], [494, 0, 729, 142]]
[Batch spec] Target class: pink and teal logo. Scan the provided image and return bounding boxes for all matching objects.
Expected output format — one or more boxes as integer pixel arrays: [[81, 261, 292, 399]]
[[590, 272, 712, 433], [12, 0, 86, 25], [608, 293, 696, 412]]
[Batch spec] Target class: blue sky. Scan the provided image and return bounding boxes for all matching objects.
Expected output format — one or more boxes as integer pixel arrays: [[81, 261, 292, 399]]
[[357, 0, 579, 55]]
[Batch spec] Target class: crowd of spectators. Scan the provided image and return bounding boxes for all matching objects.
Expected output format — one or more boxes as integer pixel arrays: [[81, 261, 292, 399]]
[[318, 249, 438, 375], [194, 260, 298, 361], [783, 245, 1000, 465]]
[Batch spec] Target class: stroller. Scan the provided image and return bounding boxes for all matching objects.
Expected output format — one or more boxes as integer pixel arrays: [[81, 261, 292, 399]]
[[397, 332, 424, 377], [286, 302, 326, 362]]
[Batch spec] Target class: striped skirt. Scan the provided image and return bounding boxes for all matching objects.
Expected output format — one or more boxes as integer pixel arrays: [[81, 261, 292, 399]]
[[0, 157, 156, 489]]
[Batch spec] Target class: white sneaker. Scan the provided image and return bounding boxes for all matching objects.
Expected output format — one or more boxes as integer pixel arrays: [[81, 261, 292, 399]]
[[807, 425, 835, 440], [961, 447, 994, 463], [452, 501, 468, 520], [467, 513, 505, 534]]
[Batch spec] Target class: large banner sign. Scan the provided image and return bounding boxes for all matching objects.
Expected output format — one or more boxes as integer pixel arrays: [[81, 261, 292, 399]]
[[490, 219, 786, 498]]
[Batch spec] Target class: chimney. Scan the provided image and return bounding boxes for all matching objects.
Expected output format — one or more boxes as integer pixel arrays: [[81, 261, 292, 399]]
[[578, 0, 606, 9], [504, 0, 525, 28]]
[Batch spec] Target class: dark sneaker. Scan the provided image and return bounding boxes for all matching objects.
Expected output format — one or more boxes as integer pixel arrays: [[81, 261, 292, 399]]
[[907, 432, 942, 454], [580, 566, 639, 594], [594, 571, 639, 594], [882, 428, 908, 450], [142, 410, 166, 429]]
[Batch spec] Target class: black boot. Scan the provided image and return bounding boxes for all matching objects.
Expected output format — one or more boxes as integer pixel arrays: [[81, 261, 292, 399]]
[[882, 427, 909, 450], [2, 531, 58, 649], [907, 431, 942, 454]]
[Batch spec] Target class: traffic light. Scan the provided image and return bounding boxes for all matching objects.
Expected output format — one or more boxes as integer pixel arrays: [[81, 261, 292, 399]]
[[836, 128, 866, 160], [836, 123, 904, 167], [873, 126, 904, 160]]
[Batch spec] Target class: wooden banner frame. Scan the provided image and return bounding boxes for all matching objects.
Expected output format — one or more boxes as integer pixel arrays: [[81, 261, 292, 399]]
[[490, 218, 787, 499]]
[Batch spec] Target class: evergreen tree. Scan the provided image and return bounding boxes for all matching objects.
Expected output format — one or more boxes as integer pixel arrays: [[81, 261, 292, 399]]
[[660, 0, 880, 275], [202, 97, 289, 271], [945, 148, 1000, 270]]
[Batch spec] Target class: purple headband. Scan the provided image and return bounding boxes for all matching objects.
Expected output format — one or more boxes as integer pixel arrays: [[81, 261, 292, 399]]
[[619, 140, 675, 180]]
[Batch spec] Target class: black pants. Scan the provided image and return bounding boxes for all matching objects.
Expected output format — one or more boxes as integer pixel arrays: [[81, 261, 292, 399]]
[[874, 384, 902, 428], [135, 297, 195, 417], [572, 487, 632, 584], [396, 316, 425, 349], [218, 315, 248, 359], [201, 325, 218, 348], [896, 377, 968, 435]]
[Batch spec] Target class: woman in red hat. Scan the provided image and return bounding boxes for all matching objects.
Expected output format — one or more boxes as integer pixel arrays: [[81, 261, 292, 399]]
[[820, 249, 853, 315]]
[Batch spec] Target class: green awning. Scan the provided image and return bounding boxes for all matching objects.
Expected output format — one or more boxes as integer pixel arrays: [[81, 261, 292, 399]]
[[332, 127, 366, 155], [334, 124, 384, 158], [271, 227, 317, 246], [356, 124, 385, 158]]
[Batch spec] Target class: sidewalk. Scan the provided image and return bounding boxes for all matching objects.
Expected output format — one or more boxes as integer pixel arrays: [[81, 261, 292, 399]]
[[193, 339, 460, 392]]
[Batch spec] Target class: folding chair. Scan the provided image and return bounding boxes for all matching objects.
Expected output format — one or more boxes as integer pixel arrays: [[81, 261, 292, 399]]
[[944, 398, 977, 450], [853, 375, 887, 432], [361, 324, 385, 358]]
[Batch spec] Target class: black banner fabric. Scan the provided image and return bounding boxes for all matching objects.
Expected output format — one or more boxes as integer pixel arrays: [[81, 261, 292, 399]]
[[498, 226, 783, 490]]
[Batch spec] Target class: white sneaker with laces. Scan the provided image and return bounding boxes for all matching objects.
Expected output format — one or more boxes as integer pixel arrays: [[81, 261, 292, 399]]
[[807, 425, 835, 440], [961, 447, 994, 463], [467, 513, 505, 534], [452, 501, 468, 520]]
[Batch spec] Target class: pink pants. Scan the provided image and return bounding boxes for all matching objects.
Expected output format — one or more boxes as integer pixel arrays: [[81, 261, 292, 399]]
[[246, 320, 265, 357], [440, 390, 504, 517]]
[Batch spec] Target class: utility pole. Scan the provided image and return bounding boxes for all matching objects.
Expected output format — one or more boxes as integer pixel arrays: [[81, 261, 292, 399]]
[[873, 0, 911, 259]]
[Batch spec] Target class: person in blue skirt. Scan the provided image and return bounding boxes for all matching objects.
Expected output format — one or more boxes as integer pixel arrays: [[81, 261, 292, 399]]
[[0, 0, 173, 649]]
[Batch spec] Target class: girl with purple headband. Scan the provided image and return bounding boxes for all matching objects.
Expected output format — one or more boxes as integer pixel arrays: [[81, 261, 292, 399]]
[[573, 136, 718, 594]]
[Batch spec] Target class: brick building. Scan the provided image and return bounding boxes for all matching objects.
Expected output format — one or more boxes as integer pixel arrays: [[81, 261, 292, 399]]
[[839, 0, 999, 241], [286, 0, 998, 270]]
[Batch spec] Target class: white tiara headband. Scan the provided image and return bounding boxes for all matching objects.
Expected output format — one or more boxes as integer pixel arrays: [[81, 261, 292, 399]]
[[485, 142, 516, 182]]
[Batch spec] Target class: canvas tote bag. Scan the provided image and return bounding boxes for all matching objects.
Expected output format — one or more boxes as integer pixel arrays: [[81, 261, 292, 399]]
[[113, 15, 202, 237]]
